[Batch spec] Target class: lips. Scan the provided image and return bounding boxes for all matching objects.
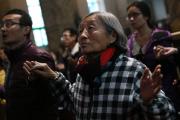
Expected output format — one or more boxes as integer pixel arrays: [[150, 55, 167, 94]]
[[80, 44, 87, 49], [131, 22, 138, 27], [130, 22, 136, 25], [79, 38, 89, 48], [79, 42, 88, 48]]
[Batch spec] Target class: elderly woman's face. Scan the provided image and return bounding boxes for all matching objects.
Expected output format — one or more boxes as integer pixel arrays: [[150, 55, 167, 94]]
[[78, 14, 115, 55]]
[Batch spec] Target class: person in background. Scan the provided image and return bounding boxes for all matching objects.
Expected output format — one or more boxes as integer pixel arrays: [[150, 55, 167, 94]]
[[0, 9, 58, 120], [0, 48, 8, 120], [59, 27, 81, 83], [154, 45, 180, 78], [57, 27, 80, 120], [23, 11, 175, 120], [154, 46, 179, 60], [154, 46, 180, 91], [127, 1, 180, 116]]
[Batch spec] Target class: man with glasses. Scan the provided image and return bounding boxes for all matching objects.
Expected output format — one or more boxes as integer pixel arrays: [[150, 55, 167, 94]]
[[1, 9, 58, 120], [61, 27, 80, 83]]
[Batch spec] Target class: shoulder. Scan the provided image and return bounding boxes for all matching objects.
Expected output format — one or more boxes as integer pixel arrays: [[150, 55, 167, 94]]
[[127, 32, 137, 48], [152, 28, 170, 37], [115, 54, 146, 72], [25, 44, 51, 58], [151, 28, 172, 44], [24, 44, 55, 69], [128, 32, 137, 40]]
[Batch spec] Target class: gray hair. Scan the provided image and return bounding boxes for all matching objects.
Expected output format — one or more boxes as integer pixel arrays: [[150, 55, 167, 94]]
[[85, 11, 128, 53]]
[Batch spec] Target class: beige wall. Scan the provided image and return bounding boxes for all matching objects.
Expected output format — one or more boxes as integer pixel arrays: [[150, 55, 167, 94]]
[[8, 0, 28, 11], [0, 0, 10, 16], [165, 0, 180, 32], [104, 0, 129, 28], [0, 0, 28, 17], [76, 0, 89, 18]]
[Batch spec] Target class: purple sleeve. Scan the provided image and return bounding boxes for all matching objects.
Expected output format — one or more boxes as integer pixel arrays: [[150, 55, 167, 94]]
[[151, 29, 172, 46], [127, 34, 134, 57]]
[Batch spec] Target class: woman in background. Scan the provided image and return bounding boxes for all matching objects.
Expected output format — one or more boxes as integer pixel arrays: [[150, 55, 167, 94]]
[[127, 1, 180, 117]]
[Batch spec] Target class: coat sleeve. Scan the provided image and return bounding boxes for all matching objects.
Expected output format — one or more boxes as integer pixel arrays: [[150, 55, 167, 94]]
[[49, 72, 75, 112], [133, 64, 176, 120]]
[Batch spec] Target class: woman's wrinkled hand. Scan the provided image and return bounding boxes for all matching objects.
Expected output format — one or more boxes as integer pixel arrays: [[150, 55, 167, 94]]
[[140, 65, 163, 104], [23, 61, 57, 80]]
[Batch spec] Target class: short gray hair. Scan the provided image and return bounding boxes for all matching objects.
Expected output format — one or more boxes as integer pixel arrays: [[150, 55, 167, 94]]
[[85, 11, 128, 53]]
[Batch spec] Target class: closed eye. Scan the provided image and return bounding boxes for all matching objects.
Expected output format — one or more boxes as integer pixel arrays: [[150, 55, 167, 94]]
[[87, 25, 95, 32]]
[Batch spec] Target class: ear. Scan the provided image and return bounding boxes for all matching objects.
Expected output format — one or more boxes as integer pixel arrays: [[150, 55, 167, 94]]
[[23, 26, 31, 36], [72, 35, 77, 41], [109, 31, 117, 44]]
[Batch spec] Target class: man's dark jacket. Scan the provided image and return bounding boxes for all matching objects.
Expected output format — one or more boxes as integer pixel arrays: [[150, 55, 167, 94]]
[[5, 40, 58, 120]]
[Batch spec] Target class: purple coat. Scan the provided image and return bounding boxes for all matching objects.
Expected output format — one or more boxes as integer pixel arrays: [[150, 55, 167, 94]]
[[5, 40, 57, 120], [128, 28, 180, 112]]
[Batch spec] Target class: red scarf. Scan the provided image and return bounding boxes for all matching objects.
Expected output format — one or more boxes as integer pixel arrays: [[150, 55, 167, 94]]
[[77, 48, 116, 67], [76, 48, 116, 87]]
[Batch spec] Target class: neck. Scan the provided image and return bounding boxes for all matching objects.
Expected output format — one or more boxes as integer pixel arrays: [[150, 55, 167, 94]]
[[85, 47, 116, 63], [86, 52, 99, 61], [137, 24, 152, 36], [68, 42, 76, 51], [5, 38, 28, 50]]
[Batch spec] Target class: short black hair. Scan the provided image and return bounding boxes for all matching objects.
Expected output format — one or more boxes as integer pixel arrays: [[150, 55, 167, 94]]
[[3, 8, 32, 28], [63, 27, 78, 37]]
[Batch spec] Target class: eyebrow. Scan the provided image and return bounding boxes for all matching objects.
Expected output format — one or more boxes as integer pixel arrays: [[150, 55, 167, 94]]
[[80, 20, 97, 27], [2, 19, 19, 22]]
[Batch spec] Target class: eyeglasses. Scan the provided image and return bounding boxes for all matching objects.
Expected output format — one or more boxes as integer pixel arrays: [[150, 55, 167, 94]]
[[0, 20, 22, 28], [127, 12, 142, 20]]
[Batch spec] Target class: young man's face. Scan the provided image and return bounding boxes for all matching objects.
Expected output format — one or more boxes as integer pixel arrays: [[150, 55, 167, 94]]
[[62, 30, 76, 48], [1, 14, 27, 48]]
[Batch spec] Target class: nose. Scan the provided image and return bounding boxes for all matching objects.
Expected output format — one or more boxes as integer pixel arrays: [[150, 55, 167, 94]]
[[0, 25, 6, 31], [78, 28, 88, 41], [129, 16, 135, 21]]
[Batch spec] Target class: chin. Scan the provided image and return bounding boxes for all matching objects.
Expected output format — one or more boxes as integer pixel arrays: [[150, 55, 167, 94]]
[[81, 49, 90, 55]]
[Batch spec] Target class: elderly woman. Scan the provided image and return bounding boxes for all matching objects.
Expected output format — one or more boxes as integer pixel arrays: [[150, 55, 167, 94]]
[[23, 12, 175, 119]]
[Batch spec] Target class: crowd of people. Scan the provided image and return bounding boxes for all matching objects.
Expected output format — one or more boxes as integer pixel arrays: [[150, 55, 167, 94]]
[[0, 1, 180, 120]]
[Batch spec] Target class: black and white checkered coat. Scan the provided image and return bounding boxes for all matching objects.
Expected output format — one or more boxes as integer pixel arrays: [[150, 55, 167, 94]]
[[51, 54, 175, 120]]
